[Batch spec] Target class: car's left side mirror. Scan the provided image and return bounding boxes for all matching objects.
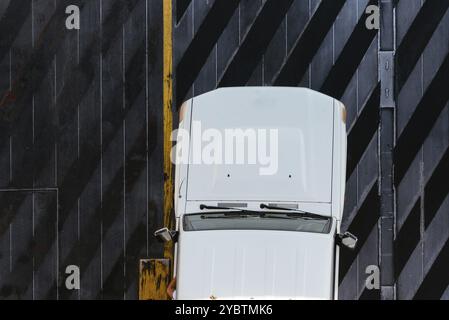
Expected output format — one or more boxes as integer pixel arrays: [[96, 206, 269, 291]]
[[154, 227, 177, 243], [337, 231, 358, 250]]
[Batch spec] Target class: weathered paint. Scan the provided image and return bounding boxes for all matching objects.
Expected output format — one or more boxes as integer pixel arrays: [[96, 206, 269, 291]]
[[139, 259, 170, 300], [163, 0, 174, 268]]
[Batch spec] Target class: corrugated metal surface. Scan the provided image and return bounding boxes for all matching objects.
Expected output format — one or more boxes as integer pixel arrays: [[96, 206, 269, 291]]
[[0, 0, 165, 299], [0, 0, 448, 300], [394, 0, 449, 300], [173, 0, 449, 300]]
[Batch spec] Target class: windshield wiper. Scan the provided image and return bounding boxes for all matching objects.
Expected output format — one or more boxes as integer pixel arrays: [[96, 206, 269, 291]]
[[199, 215, 251, 220], [199, 204, 265, 216], [259, 204, 329, 220], [198, 213, 297, 220]]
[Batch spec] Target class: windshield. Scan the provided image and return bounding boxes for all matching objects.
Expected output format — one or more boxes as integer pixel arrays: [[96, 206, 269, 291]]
[[183, 212, 332, 234]]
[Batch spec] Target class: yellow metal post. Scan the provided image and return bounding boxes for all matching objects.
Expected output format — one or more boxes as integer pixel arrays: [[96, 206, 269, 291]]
[[162, 0, 174, 267], [139, 259, 170, 300]]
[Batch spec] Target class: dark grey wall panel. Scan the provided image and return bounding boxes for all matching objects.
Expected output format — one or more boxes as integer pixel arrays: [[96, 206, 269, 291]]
[[394, 0, 449, 300], [0, 0, 449, 300], [0, 0, 164, 300], [174, 0, 449, 300]]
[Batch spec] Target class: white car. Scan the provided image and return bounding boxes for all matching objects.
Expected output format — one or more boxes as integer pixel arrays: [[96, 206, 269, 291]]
[[155, 87, 356, 300]]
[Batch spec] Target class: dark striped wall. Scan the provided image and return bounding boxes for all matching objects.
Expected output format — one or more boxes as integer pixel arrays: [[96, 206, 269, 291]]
[[394, 0, 449, 300], [174, 0, 449, 300], [0, 0, 448, 300], [0, 0, 165, 299]]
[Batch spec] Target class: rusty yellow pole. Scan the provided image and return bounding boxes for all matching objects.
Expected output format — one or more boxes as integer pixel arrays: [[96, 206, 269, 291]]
[[162, 0, 174, 265], [139, 259, 170, 300]]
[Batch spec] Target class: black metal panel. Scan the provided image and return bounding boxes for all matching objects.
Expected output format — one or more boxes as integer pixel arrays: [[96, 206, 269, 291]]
[[0, 0, 164, 300], [0, 0, 448, 300], [174, 0, 449, 300], [394, 0, 449, 300]]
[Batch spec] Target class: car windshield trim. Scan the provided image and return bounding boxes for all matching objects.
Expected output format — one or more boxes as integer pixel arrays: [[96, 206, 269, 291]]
[[190, 212, 329, 220], [183, 212, 333, 234]]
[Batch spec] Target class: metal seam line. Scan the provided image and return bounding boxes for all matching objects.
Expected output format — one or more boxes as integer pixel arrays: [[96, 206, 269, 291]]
[[77, 9, 81, 300], [145, 0, 149, 258], [99, 0, 104, 295], [54, 39, 59, 301], [122, 23, 127, 301]]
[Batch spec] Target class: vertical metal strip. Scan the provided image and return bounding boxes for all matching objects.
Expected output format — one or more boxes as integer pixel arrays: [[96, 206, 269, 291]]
[[163, 0, 174, 265], [379, 0, 396, 300]]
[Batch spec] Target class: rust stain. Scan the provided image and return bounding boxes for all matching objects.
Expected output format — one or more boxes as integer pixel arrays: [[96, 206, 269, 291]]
[[0, 91, 16, 108], [139, 259, 170, 300], [163, 0, 175, 265]]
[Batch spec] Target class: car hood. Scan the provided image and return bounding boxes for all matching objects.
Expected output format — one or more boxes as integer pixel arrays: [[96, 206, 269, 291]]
[[176, 229, 335, 300], [186, 87, 336, 204]]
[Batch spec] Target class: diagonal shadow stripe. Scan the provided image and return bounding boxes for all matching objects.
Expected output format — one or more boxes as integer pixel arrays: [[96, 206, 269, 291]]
[[175, 0, 240, 106], [414, 236, 449, 300], [424, 145, 449, 228], [17, 37, 143, 227], [394, 199, 421, 279], [394, 143, 449, 281], [0, 1, 143, 238], [396, 0, 449, 93], [320, 0, 378, 99], [46, 125, 147, 300], [98, 222, 147, 300], [358, 285, 381, 300], [0, 0, 139, 153], [0, 46, 146, 299], [346, 83, 380, 180], [0, 0, 87, 144], [0, 0, 33, 64], [0, 191, 57, 299], [272, 0, 345, 86], [339, 182, 380, 282], [176, 0, 192, 24], [101, 0, 141, 55], [394, 53, 449, 186], [0, 0, 85, 161], [217, 0, 294, 87], [1, 94, 146, 299]]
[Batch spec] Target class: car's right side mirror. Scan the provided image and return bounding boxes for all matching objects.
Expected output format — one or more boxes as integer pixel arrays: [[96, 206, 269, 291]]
[[154, 227, 177, 243], [337, 231, 358, 250]]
